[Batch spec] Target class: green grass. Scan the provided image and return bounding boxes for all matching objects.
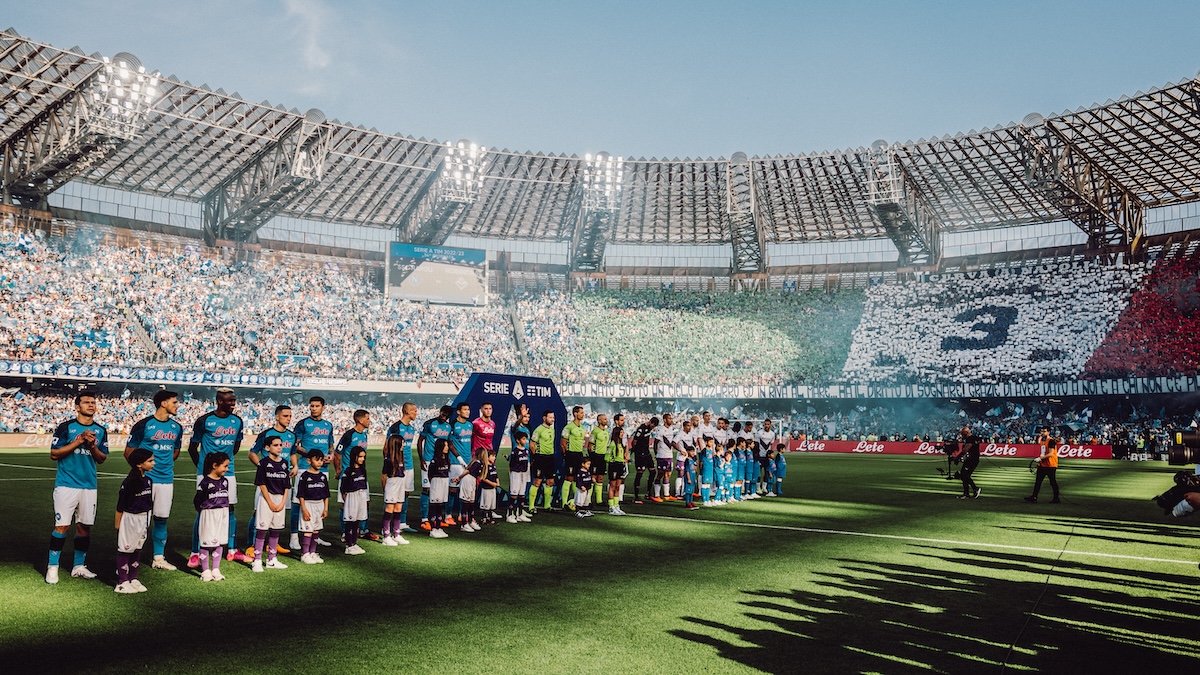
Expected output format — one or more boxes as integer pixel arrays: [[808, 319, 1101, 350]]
[[0, 451, 1196, 674]]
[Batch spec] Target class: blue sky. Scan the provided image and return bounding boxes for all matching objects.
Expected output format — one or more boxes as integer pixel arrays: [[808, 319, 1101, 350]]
[[7, 1, 1199, 159]]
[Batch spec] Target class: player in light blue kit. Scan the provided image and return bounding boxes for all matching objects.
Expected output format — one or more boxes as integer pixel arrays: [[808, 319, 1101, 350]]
[[290, 396, 334, 549], [187, 388, 245, 568], [123, 390, 183, 572], [46, 391, 109, 584]]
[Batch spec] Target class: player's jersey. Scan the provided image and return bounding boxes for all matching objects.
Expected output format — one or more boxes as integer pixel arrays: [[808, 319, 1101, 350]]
[[678, 428, 698, 456], [297, 471, 330, 502], [51, 419, 110, 490], [631, 424, 654, 456], [386, 420, 418, 470], [339, 465, 369, 495], [700, 447, 715, 480], [294, 417, 334, 471], [606, 426, 626, 464], [472, 418, 496, 455], [508, 444, 530, 472], [421, 418, 453, 463], [483, 461, 499, 486], [126, 415, 183, 485], [591, 425, 611, 457], [117, 469, 153, 515], [774, 453, 787, 478], [697, 422, 718, 442], [683, 456, 697, 483], [756, 429, 776, 458], [334, 428, 370, 477], [195, 475, 230, 511], [427, 448, 451, 478], [382, 455, 406, 478], [653, 425, 676, 459], [575, 467, 593, 490], [191, 412, 244, 476], [564, 421, 586, 455], [451, 419, 474, 464], [255, 456, 291, 495], [251, 426, 297, 465], [531, 424, 556, 455], [466, 459, 484, 481], [714, 427, 730, 449]]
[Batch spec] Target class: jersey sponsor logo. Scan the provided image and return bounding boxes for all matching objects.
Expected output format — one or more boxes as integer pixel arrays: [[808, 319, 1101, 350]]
[[148, 430, 178, 442], [210, 426, 238, 437]]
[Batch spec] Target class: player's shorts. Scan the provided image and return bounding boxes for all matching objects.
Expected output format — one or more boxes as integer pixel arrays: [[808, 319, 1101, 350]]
[[607, 462, 627, 482], [255, 492, 288, 530], [459, 474, 478, 502], [508, 470, 530, 497], [588, 452, 607, 475], [53, 486, 98, 527], [117, 510, 150, 553], [383, 477, 406, 504], [429, 477, 449, 504], [342, 490, 369, 522], [297, 500, 324, 533], [479, 487, 496, 511], [449, 463, 466, 488], [674, 459, 686, 472], [565, 451, 585, 472], [199, 474, 238, 505], [151, 483, 174, 518], [574, 488, 590, 508], [403, 472, 415, 493], [198, 507, 229, 548], [532, 454, 556, 480], [656, 458, 673, 473], [634, 452, 653, 471]]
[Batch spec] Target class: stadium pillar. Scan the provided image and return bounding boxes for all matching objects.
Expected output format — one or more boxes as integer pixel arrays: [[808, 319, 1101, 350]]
[[200, 108, 332, 244], [727, 152, 768, 286], [1018, 114, 1145, 257], [866, 141, 942, 269]]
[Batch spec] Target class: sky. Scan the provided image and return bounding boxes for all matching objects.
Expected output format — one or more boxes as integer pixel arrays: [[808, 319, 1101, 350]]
[[6, 1, 1200, 160]]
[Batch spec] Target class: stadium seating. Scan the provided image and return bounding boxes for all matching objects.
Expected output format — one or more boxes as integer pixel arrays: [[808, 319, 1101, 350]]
[[1085, 253, 1200, 378], [517, 288, 864, 385], [841, 261, 1145, 384]]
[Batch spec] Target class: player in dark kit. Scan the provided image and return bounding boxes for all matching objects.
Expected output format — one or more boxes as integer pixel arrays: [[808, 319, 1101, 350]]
[[630, 417, 657, 504], [954, 426, 982, 499]]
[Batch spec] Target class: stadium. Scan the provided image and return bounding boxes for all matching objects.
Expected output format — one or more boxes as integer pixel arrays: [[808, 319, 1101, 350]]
[[1, 7, 1199, 673]]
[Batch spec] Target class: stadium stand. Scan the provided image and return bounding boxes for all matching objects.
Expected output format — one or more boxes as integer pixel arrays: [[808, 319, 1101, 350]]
[[1085, 248, 1200, 378], [516, 288, 865, 385], [841, 260, 1146, 384]]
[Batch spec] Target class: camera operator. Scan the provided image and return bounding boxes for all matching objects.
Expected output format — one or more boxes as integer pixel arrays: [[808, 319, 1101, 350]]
[[954, 426, 981, 500], [1024, 428, 1060, 504]]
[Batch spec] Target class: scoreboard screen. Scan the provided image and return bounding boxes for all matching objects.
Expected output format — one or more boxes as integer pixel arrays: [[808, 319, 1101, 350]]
[[386, 242, 488, 306]]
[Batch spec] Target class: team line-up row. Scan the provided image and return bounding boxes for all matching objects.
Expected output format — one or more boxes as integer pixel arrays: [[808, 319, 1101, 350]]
[[44, 389, 789, 593]]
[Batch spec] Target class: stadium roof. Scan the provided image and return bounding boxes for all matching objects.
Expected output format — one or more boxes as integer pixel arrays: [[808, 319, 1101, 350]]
[[3, 27, 1200, 248]]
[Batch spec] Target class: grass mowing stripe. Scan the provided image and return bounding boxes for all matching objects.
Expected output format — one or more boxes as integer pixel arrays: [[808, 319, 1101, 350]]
[[625, 512, 1199, 566]]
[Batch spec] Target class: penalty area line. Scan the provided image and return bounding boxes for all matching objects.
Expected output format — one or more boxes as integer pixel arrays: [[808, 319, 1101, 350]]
[[625, 512, 1198, 567]]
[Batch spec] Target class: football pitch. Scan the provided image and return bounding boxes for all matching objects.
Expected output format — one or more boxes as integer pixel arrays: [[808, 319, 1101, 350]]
[[0, 451, 1196, 674]]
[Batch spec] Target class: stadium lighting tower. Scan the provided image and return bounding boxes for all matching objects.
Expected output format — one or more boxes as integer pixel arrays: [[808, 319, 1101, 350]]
[[439, 139, 488, 203], [1, 51, 161, 208], [582, 151, 624, 212], [865, 139, 942, 268], [570, 151, 624, 274]]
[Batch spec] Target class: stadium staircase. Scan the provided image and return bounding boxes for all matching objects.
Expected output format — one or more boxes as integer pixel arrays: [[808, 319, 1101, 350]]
[[505, 299, 532, 371], [124, 307, 167, 362]]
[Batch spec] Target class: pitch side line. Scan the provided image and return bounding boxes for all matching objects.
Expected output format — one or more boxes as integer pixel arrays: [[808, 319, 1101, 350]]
[[625, 513, 1199, 566]]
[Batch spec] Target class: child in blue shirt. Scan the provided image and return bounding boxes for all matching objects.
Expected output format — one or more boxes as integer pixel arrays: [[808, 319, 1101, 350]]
[[772, 443, 787, 496]]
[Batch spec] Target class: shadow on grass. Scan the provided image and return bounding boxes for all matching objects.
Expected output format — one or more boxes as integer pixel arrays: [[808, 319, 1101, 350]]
[[672, 547, 1199, 674]]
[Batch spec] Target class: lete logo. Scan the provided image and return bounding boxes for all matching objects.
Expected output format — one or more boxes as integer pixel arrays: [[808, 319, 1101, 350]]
[[982, 443, 1019, 457], [852, 441, 885, 453], [1058, 445, 1094, 459], [802, 441, 826, 452], [913, 443, 943, 455]]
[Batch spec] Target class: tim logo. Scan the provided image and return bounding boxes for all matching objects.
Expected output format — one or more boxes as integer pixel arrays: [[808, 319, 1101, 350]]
[[513, 380, 524, 400]]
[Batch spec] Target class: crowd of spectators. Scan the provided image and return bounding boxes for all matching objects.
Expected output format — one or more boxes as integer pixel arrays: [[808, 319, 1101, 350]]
[[516, 288, 864, 386], [0, 231, 148, 366], [1085, 253, 1200, 378], [841, 261, 1145, 384]]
